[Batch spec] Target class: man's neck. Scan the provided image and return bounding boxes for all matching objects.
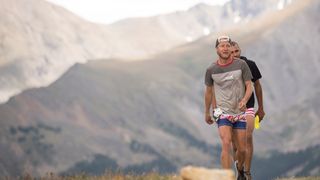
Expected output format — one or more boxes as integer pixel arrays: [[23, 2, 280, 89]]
[[218, 57, 233, 66]]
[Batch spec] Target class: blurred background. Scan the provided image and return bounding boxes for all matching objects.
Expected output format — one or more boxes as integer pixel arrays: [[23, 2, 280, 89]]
[[0, 0, 319, 179]]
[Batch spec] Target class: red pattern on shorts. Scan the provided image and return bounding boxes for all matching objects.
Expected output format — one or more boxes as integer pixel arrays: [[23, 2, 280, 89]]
[[220, 108, 254, 122]]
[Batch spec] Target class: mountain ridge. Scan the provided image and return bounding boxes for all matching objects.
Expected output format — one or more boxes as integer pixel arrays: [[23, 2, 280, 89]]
[[0, 0, 298, 104]]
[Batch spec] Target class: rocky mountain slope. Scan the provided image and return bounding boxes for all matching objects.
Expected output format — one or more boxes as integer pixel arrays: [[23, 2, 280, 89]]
[[0, 0, 296, 104]]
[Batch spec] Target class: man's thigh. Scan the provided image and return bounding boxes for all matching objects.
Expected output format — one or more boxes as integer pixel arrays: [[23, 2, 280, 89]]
[[218, 124, 233, 142], [233, 128, 246, 150], [246, 115, 255, 135]]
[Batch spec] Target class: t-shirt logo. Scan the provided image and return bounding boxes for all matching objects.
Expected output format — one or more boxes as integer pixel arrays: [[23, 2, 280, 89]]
[[225, 75, 234, 81]]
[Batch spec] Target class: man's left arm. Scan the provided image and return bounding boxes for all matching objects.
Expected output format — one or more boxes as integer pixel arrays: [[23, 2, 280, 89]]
[[239, 61, 253, 111], [239, 80, 252, 112], [250, 60, 265, 121], [254, 79, 265, 121]]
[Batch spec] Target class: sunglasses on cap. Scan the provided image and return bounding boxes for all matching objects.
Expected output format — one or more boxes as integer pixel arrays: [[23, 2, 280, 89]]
[[215, 35, 231, 47]]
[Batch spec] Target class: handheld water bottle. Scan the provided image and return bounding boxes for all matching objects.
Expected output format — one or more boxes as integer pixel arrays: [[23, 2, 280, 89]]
[[212, 108, 223, 121], [254, 115, 260, 129]]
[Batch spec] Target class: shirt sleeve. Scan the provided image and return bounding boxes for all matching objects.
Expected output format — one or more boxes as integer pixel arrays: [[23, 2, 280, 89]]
[[241, 61, 253, 82], [205, 68, 213, 86], [250, 61, 262, 82]]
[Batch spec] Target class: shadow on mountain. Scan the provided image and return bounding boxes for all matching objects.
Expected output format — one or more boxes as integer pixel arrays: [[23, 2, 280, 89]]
[[62, 154, 118, 176], [252, 145, 320, 180], [62, 134, 221, 176]]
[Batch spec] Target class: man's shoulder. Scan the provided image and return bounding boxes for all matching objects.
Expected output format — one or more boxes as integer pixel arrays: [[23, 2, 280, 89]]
[[206, 61, 218, 70], [240, 56, 262, 80], [234, 58, 248, 65], [240, 56, 256, 65]]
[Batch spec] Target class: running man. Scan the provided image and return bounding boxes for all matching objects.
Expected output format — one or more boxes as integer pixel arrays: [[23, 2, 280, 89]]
[[231, 41, 265, 180], [204, 35, 253, 180]]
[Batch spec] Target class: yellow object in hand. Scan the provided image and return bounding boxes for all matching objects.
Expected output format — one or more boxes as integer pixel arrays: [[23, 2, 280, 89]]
[[255, 115, 260, 129]]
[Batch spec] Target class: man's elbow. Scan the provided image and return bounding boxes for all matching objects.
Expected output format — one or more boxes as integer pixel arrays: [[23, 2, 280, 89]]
[[247, 82, 253, 94], [205, 91, 212, 97], [254, 80, 262, 88]]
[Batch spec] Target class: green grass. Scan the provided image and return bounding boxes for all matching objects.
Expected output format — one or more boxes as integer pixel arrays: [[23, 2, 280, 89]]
[[276, 177, 320, 180], [17, 172, 181, 180], [13, 173, 320, 180]]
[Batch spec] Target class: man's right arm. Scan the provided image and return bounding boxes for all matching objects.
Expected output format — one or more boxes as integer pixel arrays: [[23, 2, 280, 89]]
[[205, 85, 214, 124]]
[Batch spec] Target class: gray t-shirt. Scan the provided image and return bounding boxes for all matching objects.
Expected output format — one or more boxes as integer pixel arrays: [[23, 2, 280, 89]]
[[205, 58, 253, 115]]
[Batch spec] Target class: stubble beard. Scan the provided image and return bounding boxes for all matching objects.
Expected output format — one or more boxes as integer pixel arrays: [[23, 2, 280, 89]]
[[218, 51, 231, 60]]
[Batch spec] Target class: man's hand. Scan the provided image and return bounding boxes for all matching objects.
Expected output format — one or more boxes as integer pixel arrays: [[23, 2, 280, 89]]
[[238, 100, 247, 112], [205, 113, 214, 125], [255, 107, 265, 122]]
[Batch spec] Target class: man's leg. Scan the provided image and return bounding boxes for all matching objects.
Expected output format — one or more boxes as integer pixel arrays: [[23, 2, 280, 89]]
[[231, 133, 238, 175], [245, 115, 255, 176], [218, 124, 233, 169], [233, 128, 246, 172], [232, 135, 237, 162]]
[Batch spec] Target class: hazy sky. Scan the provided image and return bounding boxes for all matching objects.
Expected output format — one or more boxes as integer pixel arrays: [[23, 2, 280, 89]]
[[46, 0, 230, 24]]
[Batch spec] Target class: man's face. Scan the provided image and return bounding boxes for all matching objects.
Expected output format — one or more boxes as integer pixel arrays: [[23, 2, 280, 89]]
[[216, 41, 231, 59], [231, 44, 241, 58]]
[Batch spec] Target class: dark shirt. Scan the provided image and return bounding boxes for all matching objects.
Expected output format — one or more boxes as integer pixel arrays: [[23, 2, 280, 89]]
[[240, 56, 262, 108]]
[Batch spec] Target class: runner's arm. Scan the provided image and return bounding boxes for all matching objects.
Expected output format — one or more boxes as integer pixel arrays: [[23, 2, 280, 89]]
[[205, 85, 214, 124], [211, 86, 217, 109], [254, 79, 265, 120], [239, 80, 253, 111]]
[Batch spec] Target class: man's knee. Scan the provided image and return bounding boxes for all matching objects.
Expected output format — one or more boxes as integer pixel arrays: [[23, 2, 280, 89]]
[[246, 134, 253, 144], [221, 139, 232, 150], [237, 146, 246, 155], [233, 145, 237, 152]]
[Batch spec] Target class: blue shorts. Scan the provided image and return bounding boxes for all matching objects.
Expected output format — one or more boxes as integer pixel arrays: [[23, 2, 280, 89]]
[[217, 118, 246, 129]]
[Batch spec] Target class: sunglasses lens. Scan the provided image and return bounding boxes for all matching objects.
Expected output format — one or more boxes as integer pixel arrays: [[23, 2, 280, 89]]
[[219, 37, 229, 42]]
